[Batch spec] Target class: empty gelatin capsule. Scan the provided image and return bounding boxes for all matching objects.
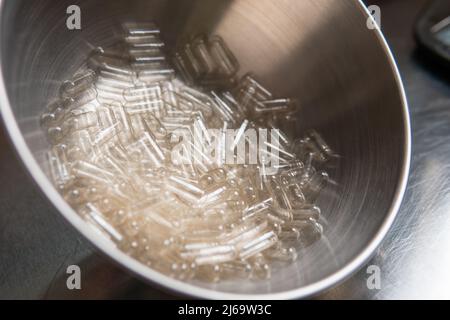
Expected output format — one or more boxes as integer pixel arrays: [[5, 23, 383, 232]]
[[222, 91, 245, 118], [136, 70, 175, 84], [226, 220, 269, 247], [240, 184, 259, 206], [285, 183, 306, 208], [131, 60, 169, 72], [131, 59, 169, 72], [91, 45, 129, 60], [238, 73, 273, 101], [230, 119, 249, 151], [128, 48, 164, 63], [294, 137, 327, 163], [67, 128, 95, 154], [96, 73, 135, 92], [196, 264, 222, 282], [97, 89, 125, 105], [60, 69, 97, 98], [220, 199, 247, 213], [307, 130, 335, 158], [208, 35, 239, 77], [122, 22, 161, 35], [291, 205, 321, 220], [123, 83, 161, 102], [242, 198, 273, 220], [95, 83, 127, 100], [66, 146, 87, 162], [303, 171, 329, 201], [199, 168, 227, 188], [266, 246, 298, 262], [46, 146, 71, 187], [197, 184, 230, 208], [39, 25, 334, 283], [124, 100, 163, 116], [108, 105, 134, 143], [249, 257, 272, 280], [130, 51, 166, 64], [252, 98, 297, 115], [264, 139, 295, 161], [271, 206, 293, 221], [64, 186, 97, 205], [124, 33, 161, 46], [85, 202, 123, 242], [221, 261, 252, 278], [46, 98, 71, 113], [292, 218, 323, 247], [160, 81, 178, 105], [180, 213, 227, 231], [66, 87, 99, 110], [69, 102, 98, 117], [210, 91, 236, 123], [191, 35, 217, 75], [266, 177, 291, 210], [181, 244, 236, 265], [279, 227, 301, 242], [93, 196, 126, 213], [129, 132, 165, 167], [193, 115, 212, 144], [47, 124, 71, 144], [182, 43, 203, 79], [173, 53, 194, 84], [40, 110, 62, 128], [142, 115, 167, 139], [181, 86, 215, 107], [149, 255, 195, 280], [91, 122, 122, 147], [72, 160, 115, 184], [97, 67, 136, 84], [69, 106, 99, 131], [128, 113, 150, 138], [169, 175, 204, 196], [298, 151, 316, 182], [88, 54, 135, 77]]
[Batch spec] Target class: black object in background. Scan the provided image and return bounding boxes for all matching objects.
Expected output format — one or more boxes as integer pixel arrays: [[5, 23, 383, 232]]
[[415, 0, 450, 68]]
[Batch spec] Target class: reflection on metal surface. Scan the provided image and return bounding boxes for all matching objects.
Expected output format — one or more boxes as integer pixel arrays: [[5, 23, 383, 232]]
[[381, 100, 450, 299], [0, 1, 432, 298], [321, 99, 450, 300]]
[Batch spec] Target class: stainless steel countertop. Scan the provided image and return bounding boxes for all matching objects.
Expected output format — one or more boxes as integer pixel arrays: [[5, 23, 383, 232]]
[[1, 0, 449, 299]]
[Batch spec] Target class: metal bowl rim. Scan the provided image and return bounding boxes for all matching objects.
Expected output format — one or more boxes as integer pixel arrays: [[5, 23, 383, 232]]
[[0, 0, 411, 299]]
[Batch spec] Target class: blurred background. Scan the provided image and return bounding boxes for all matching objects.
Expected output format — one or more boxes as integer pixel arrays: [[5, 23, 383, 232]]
[[1, 0, 449, 299]]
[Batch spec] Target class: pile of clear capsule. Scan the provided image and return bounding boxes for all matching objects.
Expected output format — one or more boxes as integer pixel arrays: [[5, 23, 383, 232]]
[[41, 22, 337, 282]]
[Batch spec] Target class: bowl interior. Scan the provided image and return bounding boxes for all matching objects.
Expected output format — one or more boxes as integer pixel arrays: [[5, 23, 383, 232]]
[[0, 0, 409, 297]]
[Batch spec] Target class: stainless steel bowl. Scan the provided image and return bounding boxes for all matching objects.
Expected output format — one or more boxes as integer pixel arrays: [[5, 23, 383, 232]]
[[0, 0, 410, 299]]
